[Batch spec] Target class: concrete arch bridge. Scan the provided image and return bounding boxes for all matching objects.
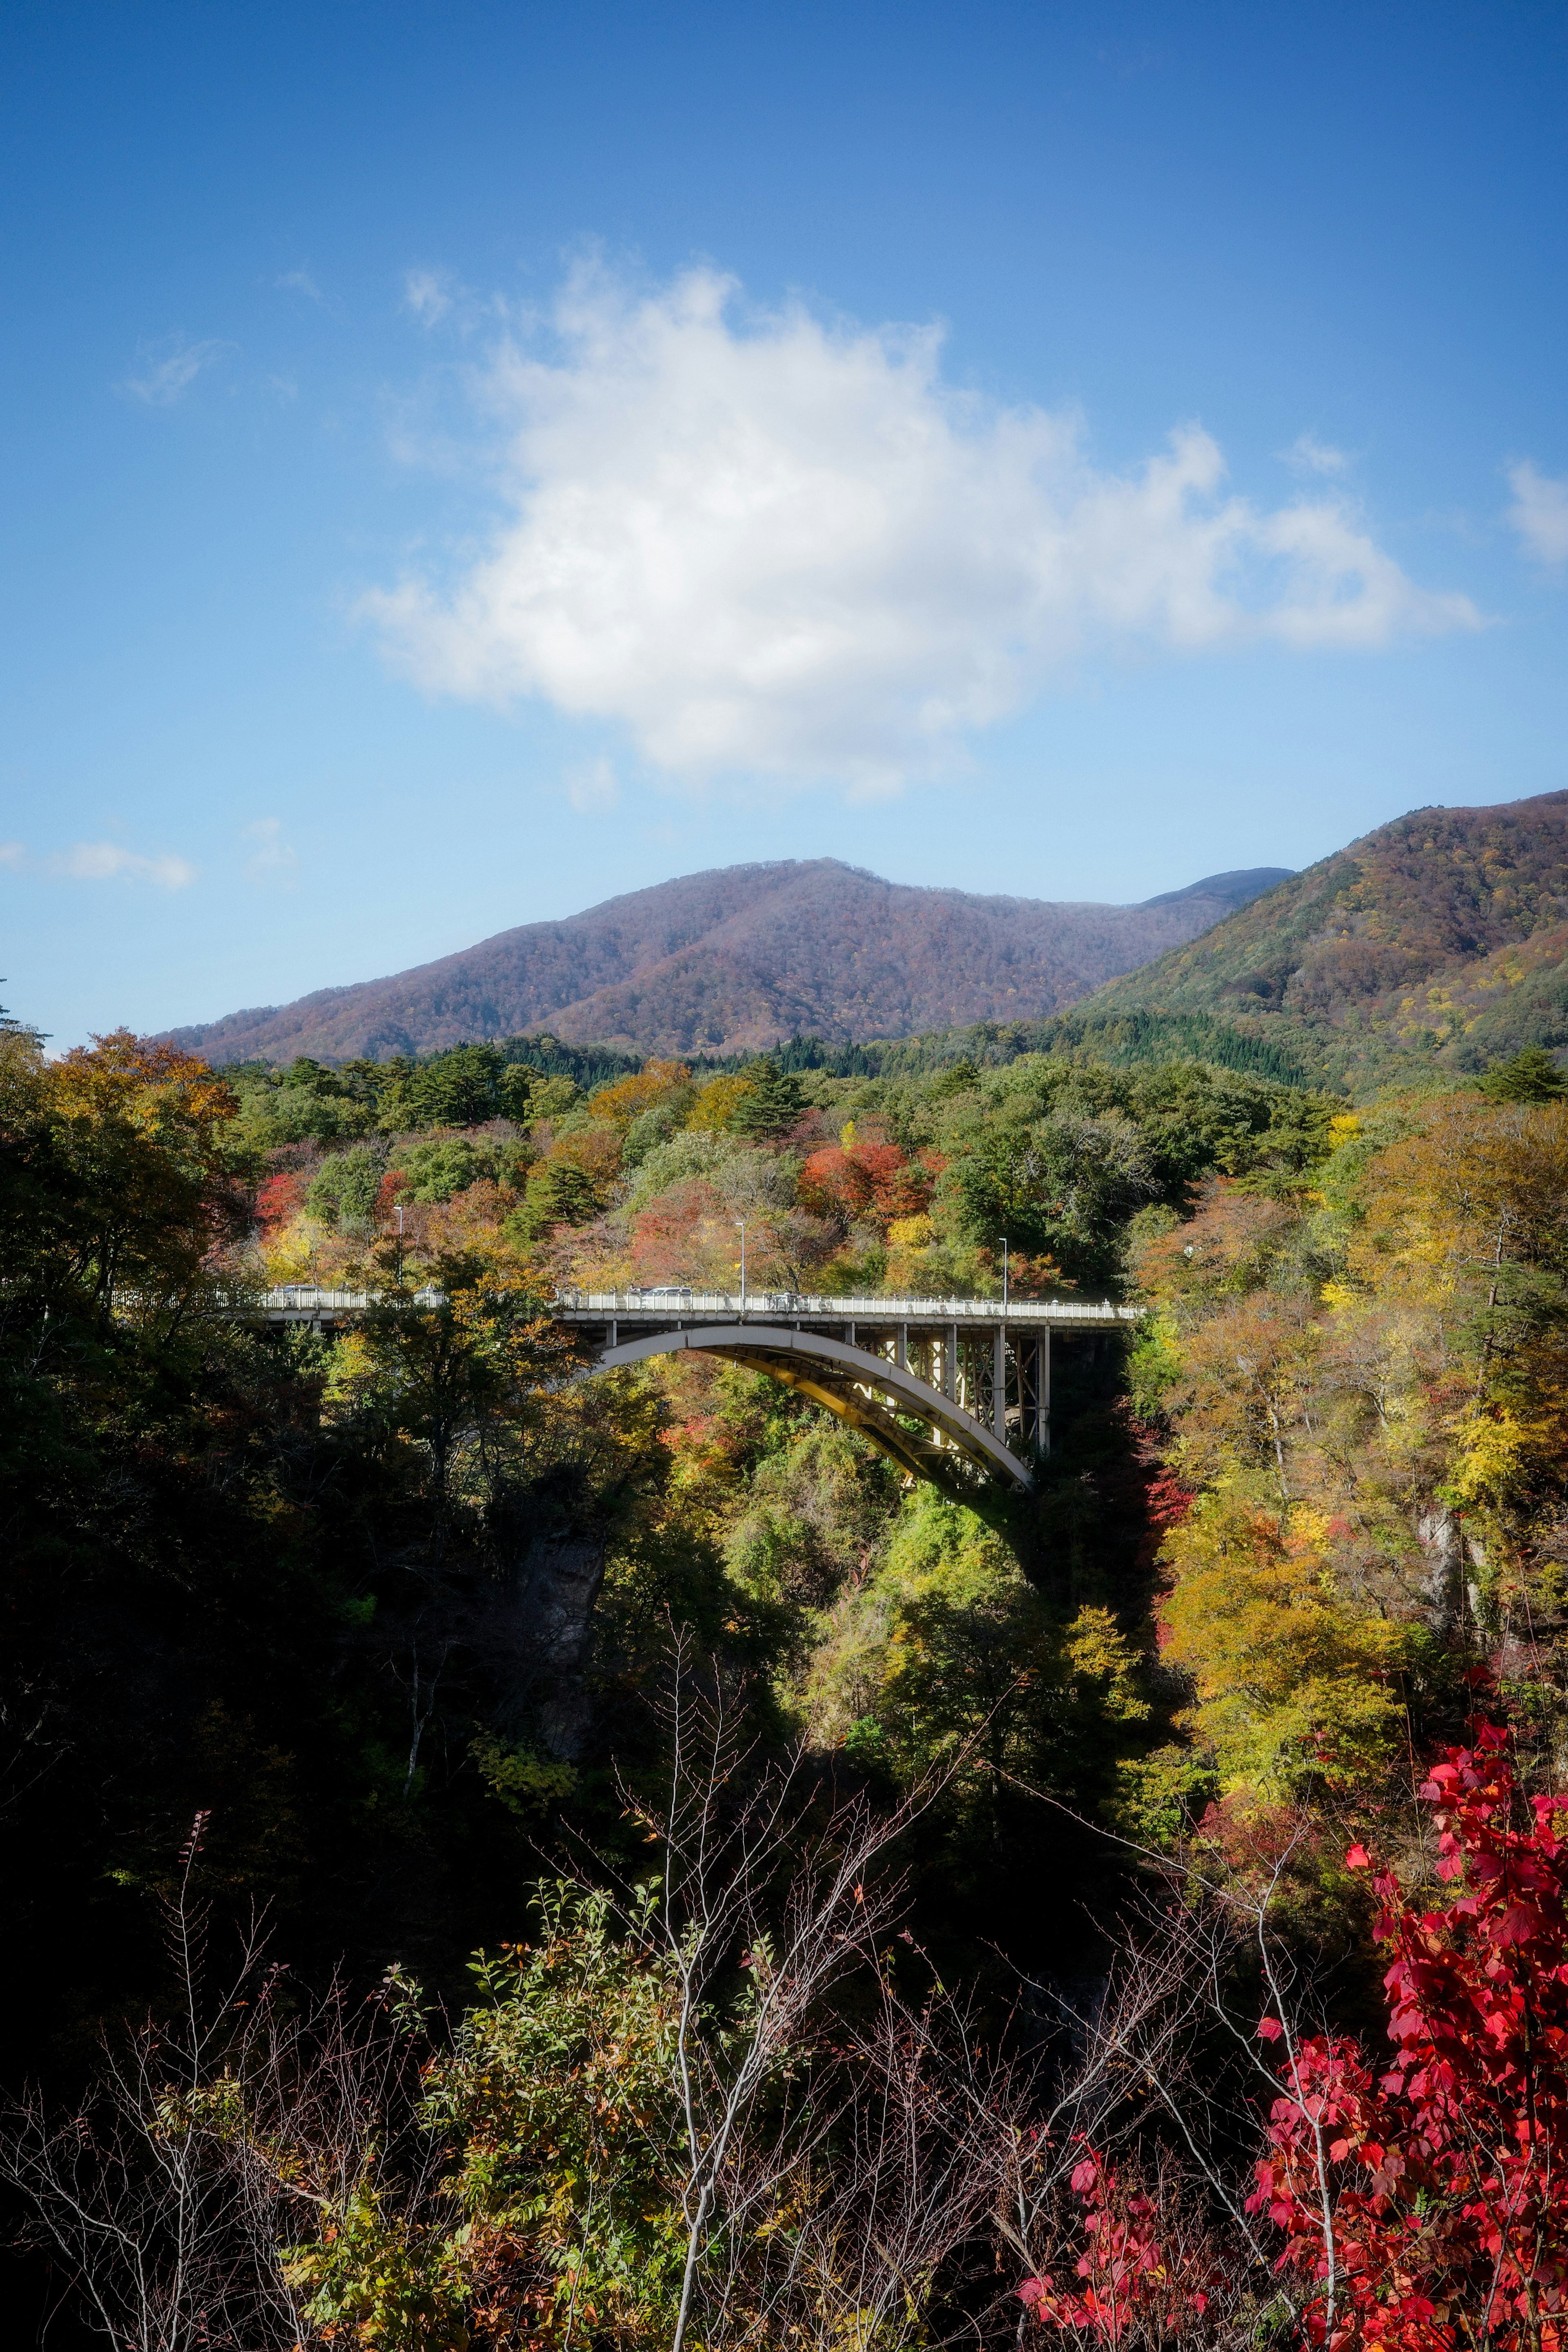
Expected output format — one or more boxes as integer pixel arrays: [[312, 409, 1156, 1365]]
[[253, 1286, 1142, 1499], [554, 1292, 1142, 1497]]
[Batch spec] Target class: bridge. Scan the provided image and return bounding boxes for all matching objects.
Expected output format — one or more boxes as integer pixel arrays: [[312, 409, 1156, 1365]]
[[252, 1287, 1142, 1496]]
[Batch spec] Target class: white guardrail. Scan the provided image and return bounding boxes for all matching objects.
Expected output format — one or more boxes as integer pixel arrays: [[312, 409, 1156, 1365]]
[[554, 1290, 1141, 1321], [239, 1287, 1141, 1322]]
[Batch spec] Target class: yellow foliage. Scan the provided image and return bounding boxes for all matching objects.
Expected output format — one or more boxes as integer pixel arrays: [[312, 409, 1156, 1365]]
[[259, 1211, 327, 1287], [587, 1061, 692, 1128], [1443, 1402, 1566, 1518], [883, 1212, 937, 1290], [685, 1074, 755, 1133], [1159, 1496, 1415, 1800]]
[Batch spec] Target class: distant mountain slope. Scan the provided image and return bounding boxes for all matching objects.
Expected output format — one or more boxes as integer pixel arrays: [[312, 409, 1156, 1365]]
[[1082, 790, 1568, 1088], [165, 859, 1291, 1064]]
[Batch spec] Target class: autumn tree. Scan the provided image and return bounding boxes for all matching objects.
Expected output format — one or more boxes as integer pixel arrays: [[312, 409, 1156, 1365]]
[[1252, 1725, 1568, 2349], [2, 1026, 241, 1327]]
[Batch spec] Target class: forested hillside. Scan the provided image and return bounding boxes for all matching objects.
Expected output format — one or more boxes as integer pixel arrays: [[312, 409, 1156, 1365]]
[[1087, 786, 1568, 1088], [161, 858, 1291, 1064], [7, 1004, 1568, 2347]]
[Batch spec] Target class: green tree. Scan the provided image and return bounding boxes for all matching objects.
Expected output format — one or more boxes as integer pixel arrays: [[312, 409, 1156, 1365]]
[[305, 1143, 386, 1231], [405, 1043, 505, 1127], [728, 1057, 805, 1140], [392, 1135, 507, 1203], [943, 1110, 1156, 1284], [512, 1160, 600, 1239], [1480, 1043, 1567, 1102], [330, 1258, 563, 1519]]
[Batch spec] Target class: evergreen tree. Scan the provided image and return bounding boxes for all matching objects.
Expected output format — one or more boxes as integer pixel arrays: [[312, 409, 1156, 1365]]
[[1480, 1042, 1567, 1101], [729, 1056, 806, 1140]]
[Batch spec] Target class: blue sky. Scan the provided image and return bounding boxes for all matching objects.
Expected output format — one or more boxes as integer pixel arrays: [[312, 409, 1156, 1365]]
[[3, 0, 1565, 1048]]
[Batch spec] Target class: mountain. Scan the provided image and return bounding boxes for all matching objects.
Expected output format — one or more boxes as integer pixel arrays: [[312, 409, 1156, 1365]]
[[1080, 790, 1568, 1088], [164, 859, 1292, 1065]]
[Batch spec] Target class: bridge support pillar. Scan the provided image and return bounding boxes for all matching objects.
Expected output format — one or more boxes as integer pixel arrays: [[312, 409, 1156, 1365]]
[[944, 1324, 956, 1399], [895, 1321, 907, 1371], [993, 1324, 1007, 1441], [1018, 1331, 1050, 1457]]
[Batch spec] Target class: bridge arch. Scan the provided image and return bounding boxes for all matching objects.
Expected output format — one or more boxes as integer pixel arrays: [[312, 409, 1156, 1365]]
[[594, 1323, 1033, 1494]]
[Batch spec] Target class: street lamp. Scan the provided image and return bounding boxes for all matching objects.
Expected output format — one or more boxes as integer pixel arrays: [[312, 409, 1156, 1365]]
[[735, 1219, 746, 1317]]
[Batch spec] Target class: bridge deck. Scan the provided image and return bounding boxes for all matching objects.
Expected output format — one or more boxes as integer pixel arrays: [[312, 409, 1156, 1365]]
[[246, 1286, 1140, 1334], [554, 1290, 1137, 1329]]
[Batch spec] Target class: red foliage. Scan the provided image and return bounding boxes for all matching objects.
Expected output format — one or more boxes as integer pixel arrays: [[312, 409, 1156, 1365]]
[[797, 1141, 935, 1231], [254, 1172, 306, 1233], [375, 1168, 410, 1221], [1018, 2154, 1212, 2339], [630, 1177, 728, 1287], [1143, 1470, 1196, 1532], [1249, 1724, 1568, 2348], [1022, 1731, 1568, 2345]]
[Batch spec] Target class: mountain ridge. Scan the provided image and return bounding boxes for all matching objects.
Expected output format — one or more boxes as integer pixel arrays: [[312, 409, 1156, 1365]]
[[163, 858, 1292, 1064], [1080, 789, 1568, 1087]]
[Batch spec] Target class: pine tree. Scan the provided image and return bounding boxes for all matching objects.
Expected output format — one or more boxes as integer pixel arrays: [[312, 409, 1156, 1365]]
[[728, 1056, 806, 1140], [1479, 1042, 1567, 1101]]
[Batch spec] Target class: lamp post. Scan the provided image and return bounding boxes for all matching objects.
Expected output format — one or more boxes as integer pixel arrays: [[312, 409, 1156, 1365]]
[[1002, 1235, 1009, 1316], [735, 1219, 746, 1317]]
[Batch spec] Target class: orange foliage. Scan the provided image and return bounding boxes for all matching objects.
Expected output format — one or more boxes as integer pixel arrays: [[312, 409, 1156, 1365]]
[[541, 1124, 625, 1188], [798, 1140, 936, 1232], [586, 1060, 692, 1127], [1132, 1179, 1300, 1316], [21, 1030, 245, 1310]]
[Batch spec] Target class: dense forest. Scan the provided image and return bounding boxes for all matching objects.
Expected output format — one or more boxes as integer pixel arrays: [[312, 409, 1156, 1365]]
[[162, 860, 1289, 1067], [6, 1004, 1568, 2348], [1094, 789, 1568, 1090]]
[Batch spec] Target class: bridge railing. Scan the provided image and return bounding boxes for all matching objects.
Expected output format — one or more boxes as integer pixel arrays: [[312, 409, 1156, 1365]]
[[224, 1286, 1142, 1324], [554, 1289, 1140, 1321]]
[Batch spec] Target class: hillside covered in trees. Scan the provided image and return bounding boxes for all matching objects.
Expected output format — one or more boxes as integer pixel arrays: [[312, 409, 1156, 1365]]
[[8, 996, 1568, 2347], [1087, 787, 1568, 1089], [161, 858, 1292, 1064]]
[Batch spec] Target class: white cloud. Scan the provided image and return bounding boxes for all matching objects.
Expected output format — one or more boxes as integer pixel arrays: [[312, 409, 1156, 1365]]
[[404, 268, 454, 327], [1284, 431, 1350, 476], [1507, 460, 1568, 566], [566, 756, 620, 815], [276, 265, 322, 302], [46, 842, 198, 889], [242, 816, 300, 883], [121, 333, 230, 406], [363, 264, 1483, 791], [0, 841, 24, 871]]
